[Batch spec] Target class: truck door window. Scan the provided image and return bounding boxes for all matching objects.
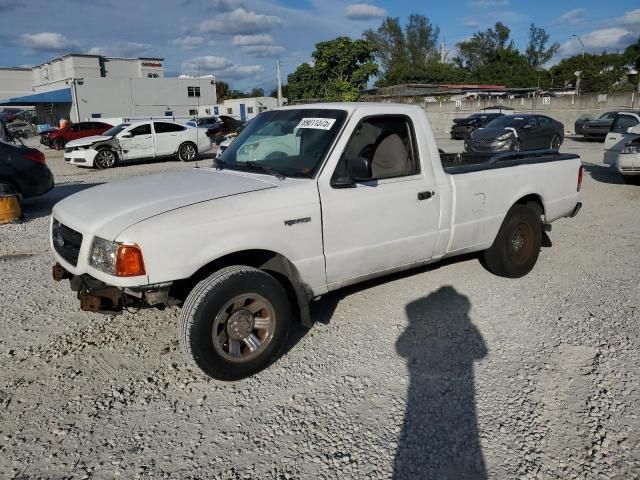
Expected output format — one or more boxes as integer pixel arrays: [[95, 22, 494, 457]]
[[130, 124, 151, 136], [336, 115, 419, 181]]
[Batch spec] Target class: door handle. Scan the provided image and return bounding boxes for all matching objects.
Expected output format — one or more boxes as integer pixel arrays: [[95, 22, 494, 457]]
[[418, 191, 435, 200]]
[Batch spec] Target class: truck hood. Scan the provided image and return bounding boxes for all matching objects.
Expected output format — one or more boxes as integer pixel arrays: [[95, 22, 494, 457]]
[[52, 168, 278, 240], [66, 135, 113, 148]]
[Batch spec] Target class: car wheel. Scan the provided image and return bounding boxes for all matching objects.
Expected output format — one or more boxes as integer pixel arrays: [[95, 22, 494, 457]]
[[622, 175, 640, 185], [510, 140, 521, 152], [178, 142, 198, 162], [53, 138, 66, 150], [180, 266, 293, 381], [93, 148, 118, 169], [482, 205, 542, 278], [550, 135, 561, 150]]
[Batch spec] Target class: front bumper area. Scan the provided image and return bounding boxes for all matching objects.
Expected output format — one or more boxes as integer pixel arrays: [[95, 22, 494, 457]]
[[53, 262, 174, 313], [64, 148, 98, 167], [465, 138, 514, 153]]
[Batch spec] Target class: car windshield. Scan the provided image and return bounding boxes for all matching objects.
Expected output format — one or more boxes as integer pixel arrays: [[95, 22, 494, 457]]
[[485, 116, 526, 129], [218, 109, 348, 178], [103, 124, 130, 136]]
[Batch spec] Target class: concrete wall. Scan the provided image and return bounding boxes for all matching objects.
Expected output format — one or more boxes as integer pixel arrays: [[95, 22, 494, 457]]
[[366, 92, 639, 136], [0, 68, 33, 99]]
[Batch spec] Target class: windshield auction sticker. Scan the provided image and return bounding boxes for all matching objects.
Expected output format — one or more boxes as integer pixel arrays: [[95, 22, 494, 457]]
[[296, 118, 336, 130]]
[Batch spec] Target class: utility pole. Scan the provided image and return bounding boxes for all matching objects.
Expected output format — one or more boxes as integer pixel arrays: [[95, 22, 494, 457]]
[[276, 58, 283, 107], [573, 34, 585, 59]]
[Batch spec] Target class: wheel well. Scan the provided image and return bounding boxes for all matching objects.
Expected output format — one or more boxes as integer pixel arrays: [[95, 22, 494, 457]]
[[170, 249, 312, 327], [514, 194, 544, 219]]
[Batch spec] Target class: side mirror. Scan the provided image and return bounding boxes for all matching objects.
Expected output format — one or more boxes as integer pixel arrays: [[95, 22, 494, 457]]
[[121, 132, 132, 138], [348, 156, 373, 182], [627, 125, 640, 135]]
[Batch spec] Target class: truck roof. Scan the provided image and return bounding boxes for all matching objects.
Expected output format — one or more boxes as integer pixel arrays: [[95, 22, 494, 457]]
[[278, 102, 424, 114]]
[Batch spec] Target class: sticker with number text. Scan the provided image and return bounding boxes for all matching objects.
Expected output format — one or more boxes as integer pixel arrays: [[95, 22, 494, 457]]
[[296, 118, 336, 130]]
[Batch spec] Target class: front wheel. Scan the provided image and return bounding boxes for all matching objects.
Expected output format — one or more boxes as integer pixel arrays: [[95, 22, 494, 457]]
[[482, 205, 542, 278], [180, 266, 293, 380], [550, 135, 561, 150], [53, 138, 66, 150], [93, 148, 118, 169], [510, 140, 521, 152], [178, 142, 197, 162]]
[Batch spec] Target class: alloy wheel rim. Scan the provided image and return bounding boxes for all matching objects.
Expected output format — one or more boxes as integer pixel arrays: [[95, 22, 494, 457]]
[[211, 293, 276, 363], [182, 145, 196, 160], [97, 151, 115, 168], [551, 136, 560, 149]]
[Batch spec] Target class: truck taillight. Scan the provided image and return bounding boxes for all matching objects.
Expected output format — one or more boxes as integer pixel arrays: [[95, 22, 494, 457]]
[[24, 150, 46, 164], [577, 165, 583, 192]]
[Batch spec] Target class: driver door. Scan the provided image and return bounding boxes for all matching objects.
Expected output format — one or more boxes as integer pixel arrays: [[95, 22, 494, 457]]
[[521, 117, 541, 149], [604, 113, 640, 165], [118, 123, 154, 160]]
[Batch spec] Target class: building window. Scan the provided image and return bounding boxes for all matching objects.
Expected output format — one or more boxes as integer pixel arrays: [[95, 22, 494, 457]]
[[91, 113, 102, 118], [259, 106, 268, 113], [187, 86, 201, 97], [147, 73, 159, 78], [226, 108, 233, 114], [165, 111, 173, 117], [205, 108, 211, 114], [247, 107, 254, 114], [189, 109, 198, 116]]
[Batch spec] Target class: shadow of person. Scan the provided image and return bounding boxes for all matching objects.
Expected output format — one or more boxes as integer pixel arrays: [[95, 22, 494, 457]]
[[395, 286, 488, 480]]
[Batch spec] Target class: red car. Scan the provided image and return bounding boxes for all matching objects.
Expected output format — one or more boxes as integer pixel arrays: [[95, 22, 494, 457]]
[[43, 121, 113, 150]]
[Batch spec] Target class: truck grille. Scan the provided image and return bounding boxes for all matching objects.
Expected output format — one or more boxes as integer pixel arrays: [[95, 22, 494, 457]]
[[52, 219, 83, 266]]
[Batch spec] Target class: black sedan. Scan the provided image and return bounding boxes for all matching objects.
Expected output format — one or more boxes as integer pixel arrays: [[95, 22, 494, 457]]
[[206, 115, 245, 145], [577, 111, 621, 140], [450, 113, 504, 139], [464, 114, 564, 153], [1, 127, 54, 199]]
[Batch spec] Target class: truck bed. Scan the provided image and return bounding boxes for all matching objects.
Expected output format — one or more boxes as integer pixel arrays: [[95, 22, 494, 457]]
[[441, 150, 580, 175]]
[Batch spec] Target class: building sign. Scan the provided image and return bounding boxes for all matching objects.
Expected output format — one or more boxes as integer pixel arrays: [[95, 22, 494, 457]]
[[543, 97, 550, 105], [142, 62, 162, 68]]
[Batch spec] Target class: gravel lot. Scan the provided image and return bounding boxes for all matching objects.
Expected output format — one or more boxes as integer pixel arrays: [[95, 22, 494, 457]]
[[1, 137, 639, 479]]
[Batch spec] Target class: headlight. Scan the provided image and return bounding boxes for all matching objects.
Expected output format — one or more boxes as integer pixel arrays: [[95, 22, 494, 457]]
[[89, 237, 145, 277], [621, 143, 640, 154], [496, 133, 513, 141]]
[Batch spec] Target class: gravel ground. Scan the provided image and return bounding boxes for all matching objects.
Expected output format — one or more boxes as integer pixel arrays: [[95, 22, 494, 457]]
[[1, 137, 638, 479]]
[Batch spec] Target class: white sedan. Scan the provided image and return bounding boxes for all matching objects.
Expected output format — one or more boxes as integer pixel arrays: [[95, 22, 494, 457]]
[[64, 120, 212, 169], [603, 112, 640, 183]]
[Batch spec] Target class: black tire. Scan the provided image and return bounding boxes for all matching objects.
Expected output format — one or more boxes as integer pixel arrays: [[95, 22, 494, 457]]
[[550, 135, 561, 150], [53, 138, 66, 150], [510, 140, 521, 152], [180, 266, 293, 381], [482, 205, 542, 278], [622, 175, 640, 185], [178, 142, 198, 162], [93, 148, 118, 169]]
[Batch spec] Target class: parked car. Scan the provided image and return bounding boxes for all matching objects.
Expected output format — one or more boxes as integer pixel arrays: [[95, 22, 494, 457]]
[[577, 111, 623, 140], [63, 120, 212, 169], [6, 120, 35, 138], [603, 111, 640, 184], [450, 113, 504, 139], [206, 115, 244, 144], [0, 125, 54, 198], [45, 121, 113, 150], [186, 116, 219, 129], [465, 114, 564, 153], [51, 103, 582, 380]]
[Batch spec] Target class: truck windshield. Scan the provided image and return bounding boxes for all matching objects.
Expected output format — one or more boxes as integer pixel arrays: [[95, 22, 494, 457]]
[[218, 109, 347, 178]]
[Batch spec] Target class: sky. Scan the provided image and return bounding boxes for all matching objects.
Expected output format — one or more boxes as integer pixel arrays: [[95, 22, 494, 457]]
[[0, 0, 639, 92]]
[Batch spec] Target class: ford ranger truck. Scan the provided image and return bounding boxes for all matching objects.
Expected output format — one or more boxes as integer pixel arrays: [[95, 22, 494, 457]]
[[51, 103, 583, 380]]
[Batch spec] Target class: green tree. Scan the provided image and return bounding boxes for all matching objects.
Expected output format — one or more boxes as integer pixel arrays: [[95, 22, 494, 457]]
[[269, 84, 289, 98], [288, 37, 378, 101], [525, 24, 559, 68], [250, 87, 265, 97], [364, 14, 445, 86], [550, 53, 632, 93], [454, 22, 514, 72], [215, 81, 230, 101]]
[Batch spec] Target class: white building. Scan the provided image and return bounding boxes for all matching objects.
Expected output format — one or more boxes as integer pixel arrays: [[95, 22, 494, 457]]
[[0, 54, 216, 126], [208, 96, 287, 122]]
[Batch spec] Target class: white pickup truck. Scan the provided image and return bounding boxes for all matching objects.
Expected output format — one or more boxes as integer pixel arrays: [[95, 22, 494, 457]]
[[63, 120, 212, 169], [51, 103, 583, 380]]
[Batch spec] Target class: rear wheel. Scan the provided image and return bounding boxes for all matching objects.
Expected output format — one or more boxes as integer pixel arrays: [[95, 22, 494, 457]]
[[622, 175, 640, 185], [93, 148, 118, 169], [482, 205, 542, 278], [178, 142, 197, 162], [550, 135, 561, 150], [180, 266, 293, 380]]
